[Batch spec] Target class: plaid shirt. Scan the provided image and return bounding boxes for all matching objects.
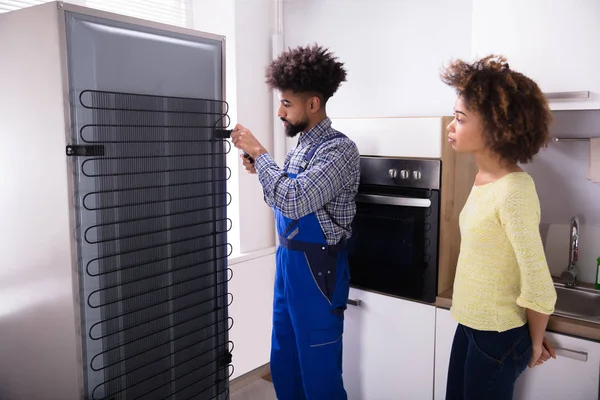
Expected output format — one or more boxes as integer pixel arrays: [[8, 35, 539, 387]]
[[254, 117, 360, 245]]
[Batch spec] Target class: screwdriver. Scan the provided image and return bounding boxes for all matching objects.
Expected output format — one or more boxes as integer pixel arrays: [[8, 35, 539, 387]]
[[214, 128, 254, 163]]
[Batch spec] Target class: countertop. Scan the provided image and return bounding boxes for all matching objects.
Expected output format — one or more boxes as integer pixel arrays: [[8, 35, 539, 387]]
[[435, 285, 600, 342]]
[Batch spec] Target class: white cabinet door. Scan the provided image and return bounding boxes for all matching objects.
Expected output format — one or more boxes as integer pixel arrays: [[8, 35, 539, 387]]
[[434, 308, 458, 400], [514, 331, 600, 400], [228, 254, 276, 379], [472, 0, 600, 110], [342, 288, 436, 400], [330, 117, 443, 159]]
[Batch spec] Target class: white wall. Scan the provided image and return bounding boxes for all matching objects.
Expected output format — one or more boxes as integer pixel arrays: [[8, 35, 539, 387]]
[[230, 0, 277, 376], [282, 0, 600, 286], [234, 0, 276, 253], [193, 0, 277, 256], [283, 0, 472, 118], [531, 143, 600, 283], [192, 0, 277, 379], [192, 0, 242, 257], [523, 110, 600, 284]]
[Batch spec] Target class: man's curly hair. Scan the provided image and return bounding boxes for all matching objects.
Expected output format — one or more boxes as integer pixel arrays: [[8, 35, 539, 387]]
[[440, 54, 552, 164], [265, 44, 347, 102]]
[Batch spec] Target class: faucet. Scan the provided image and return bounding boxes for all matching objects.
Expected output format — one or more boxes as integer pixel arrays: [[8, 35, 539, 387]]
[[560, 216, 580, 287]]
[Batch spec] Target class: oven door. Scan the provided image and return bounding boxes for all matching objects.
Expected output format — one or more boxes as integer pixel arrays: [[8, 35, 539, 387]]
[[346, 188, 439, 303]]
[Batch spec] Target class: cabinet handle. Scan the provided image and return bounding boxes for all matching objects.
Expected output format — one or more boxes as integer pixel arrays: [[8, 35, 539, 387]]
[[554, 346, 588, 362], [544, 91, 591, 100], [347, 299, 362, 307]]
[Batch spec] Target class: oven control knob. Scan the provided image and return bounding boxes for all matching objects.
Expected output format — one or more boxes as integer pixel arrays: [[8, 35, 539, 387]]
[[400, 169, 409, 179], [388, 168, 398, 179], [413, 170, 422, 180]]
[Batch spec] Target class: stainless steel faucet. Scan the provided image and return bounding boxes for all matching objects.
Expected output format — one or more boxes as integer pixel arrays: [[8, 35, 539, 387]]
[[560, 216, 580, 287]]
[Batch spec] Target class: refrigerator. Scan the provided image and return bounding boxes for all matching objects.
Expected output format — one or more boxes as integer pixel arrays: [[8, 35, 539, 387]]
[[0, 2, 232, 399]]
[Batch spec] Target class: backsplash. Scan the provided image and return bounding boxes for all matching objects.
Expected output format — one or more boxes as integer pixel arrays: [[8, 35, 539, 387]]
[[522, 109, 600, 284]]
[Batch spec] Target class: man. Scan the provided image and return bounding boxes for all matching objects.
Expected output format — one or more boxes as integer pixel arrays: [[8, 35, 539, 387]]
[[231, 44, 360, 399]]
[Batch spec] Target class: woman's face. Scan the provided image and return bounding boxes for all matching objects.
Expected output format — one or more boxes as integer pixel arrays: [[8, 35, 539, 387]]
[[446, 96, 486, 154]]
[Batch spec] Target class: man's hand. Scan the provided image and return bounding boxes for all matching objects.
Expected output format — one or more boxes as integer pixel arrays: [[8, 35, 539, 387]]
[[231, 124, 267, 160], [241, 153, 256, 174]]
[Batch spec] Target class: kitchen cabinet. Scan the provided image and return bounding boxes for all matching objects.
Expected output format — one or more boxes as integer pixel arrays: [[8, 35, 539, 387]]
[[434, 307, 600, 400], [434, 308, 458, 399], [330, 117, 444, 159], [472, 0, 600, 110], [514, 331, 600, 400], [228, 253, 276, 379], [342, 288, 436, 400]]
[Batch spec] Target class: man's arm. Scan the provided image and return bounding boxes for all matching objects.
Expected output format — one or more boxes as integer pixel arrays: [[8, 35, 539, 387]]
[[260, 150, 293, 208], [254, 139, 359, 220]]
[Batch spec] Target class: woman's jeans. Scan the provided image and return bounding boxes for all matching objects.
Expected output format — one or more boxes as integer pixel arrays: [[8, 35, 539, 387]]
[[446, 323, 532, 400]]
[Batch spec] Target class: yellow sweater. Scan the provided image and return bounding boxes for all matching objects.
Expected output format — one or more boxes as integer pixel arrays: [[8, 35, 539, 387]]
[[451, 172, 557, 332]]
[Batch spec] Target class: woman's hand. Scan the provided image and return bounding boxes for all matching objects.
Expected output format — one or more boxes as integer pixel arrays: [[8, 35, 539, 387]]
[[526, 309, 553, 367], [529, 336, 556, 367]]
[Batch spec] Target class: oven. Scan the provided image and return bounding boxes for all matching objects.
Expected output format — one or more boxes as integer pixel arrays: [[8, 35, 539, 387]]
[[346, 156, 440, 303]]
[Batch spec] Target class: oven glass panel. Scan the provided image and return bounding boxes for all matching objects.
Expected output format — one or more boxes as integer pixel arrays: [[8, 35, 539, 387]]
[[346, 190, 439, 302]]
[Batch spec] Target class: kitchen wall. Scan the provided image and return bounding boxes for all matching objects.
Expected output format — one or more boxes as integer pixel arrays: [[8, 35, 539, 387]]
[[194, 0, 276, 255], [284, 0, 600, 285], [232, 0, 277, 254], [524, 110, 600, 284], [283, 0, 473, 118], [192, 0, 276, 379], [193, 0, 241, 258]]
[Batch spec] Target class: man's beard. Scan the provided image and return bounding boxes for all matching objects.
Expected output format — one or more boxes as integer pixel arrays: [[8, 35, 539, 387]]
[[281, 118, 308, 138]]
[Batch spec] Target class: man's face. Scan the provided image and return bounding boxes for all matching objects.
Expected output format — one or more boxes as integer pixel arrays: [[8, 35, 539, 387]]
[[276, 90, 311, 138]]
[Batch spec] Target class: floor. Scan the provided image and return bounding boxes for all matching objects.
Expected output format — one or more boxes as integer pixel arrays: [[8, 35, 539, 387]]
[[230, 378, 277, 400]]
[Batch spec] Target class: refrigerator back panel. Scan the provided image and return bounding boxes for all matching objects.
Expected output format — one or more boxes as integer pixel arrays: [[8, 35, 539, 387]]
[[65, 10, 223, 99], [64, 10, 231, 400]]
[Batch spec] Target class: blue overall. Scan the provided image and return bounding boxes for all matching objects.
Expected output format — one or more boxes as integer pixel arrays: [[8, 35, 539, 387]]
[[270, 135, 350, 400]]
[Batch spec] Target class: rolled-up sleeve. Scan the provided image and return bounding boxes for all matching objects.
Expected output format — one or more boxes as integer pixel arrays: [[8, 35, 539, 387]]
[[498, 188, 557, 315]]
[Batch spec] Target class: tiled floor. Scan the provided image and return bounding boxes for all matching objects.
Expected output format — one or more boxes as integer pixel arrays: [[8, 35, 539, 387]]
[[230, 378, 277, 400]]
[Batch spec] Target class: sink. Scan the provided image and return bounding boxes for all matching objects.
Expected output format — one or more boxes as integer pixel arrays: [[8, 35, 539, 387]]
[[553, 283, 600, 324]]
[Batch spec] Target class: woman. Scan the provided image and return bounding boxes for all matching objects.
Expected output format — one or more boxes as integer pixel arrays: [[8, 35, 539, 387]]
[[440, 55, 558, 399]]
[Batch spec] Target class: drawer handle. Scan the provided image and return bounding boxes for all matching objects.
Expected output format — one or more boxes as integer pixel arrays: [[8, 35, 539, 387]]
[[347, 299, 362, 307], [355, 193, 431, 208], [554, 346, 588, 362]]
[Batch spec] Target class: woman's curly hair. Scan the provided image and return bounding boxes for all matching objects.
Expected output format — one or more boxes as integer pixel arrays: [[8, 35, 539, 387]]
[[440, 55, 552, 164], [265, 44, 347, 102]]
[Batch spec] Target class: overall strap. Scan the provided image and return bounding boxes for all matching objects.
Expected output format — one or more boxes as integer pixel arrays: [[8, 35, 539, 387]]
[[298, 133, 346, 174], [280, 132, 350, 239], [280, 135, 347, 239]]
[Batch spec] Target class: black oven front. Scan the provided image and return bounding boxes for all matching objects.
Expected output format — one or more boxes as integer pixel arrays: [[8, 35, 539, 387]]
[[346, 156, 440, 303]]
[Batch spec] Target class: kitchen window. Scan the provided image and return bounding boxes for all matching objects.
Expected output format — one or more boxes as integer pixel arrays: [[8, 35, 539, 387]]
[[0, 0, 192, 28]]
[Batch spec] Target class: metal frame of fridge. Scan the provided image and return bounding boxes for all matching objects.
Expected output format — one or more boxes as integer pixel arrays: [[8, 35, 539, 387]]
[[0, 2, 233, 399]]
